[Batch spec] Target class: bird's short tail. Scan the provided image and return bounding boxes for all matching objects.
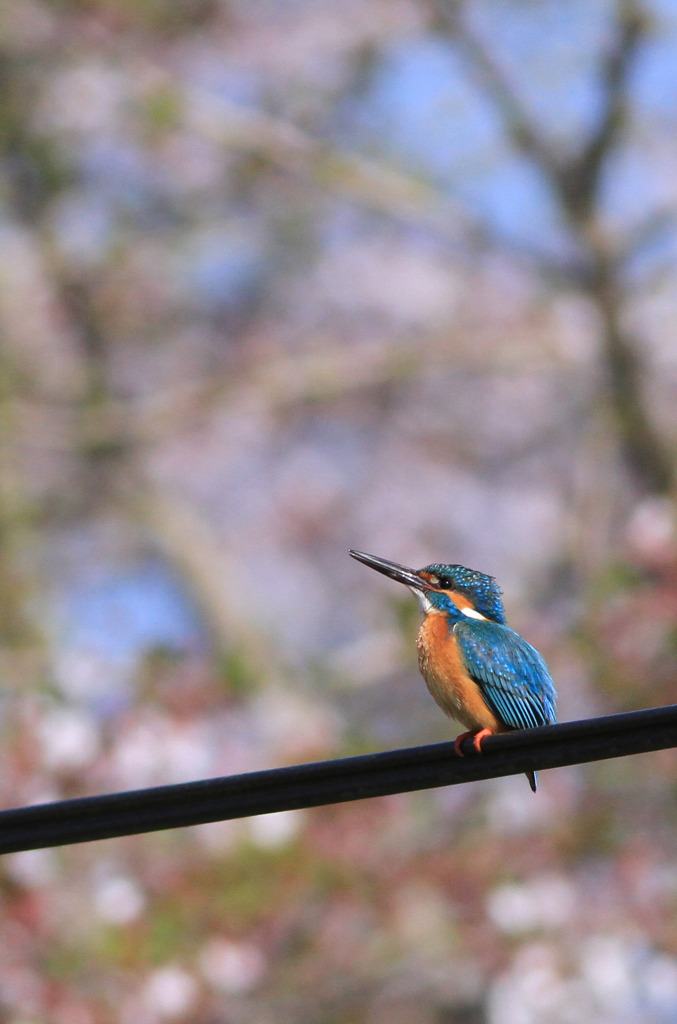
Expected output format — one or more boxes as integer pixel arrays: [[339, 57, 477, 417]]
[[527, 771, 537, 793]]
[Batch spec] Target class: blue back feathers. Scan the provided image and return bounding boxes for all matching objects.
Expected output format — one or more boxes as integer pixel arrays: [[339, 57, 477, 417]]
[[421, 564, 507, 624], [455, 619, 557, 730]]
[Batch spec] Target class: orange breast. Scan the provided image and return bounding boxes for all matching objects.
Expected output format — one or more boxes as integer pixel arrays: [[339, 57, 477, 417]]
[[416, 613, 504, 734]]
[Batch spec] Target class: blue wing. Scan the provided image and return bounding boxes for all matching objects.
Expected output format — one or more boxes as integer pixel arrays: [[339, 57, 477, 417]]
[[454, 620, 557, 730]]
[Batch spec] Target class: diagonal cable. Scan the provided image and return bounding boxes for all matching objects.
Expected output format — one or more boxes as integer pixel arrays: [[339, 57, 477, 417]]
[[1, 704, 676, 854]]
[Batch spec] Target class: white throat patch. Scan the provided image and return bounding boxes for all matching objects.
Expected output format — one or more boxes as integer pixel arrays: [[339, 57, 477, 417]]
[[409, 587, 434, 614]]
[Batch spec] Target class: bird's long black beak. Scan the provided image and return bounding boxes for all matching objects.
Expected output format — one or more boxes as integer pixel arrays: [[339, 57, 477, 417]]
[[349, 549, 429, 592]]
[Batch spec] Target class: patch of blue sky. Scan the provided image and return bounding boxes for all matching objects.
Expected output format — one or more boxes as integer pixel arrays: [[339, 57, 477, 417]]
[[469, 0, 614, 149], [63, 561, 205, 664], [599, 144, 672, 234], [56, 561, 206, 715], [178, 219, 268, 311], [455, 154, 572, 256], [629, 31, 677, 118], [355, 36, 505, 178], [352, 34, 574, 255]]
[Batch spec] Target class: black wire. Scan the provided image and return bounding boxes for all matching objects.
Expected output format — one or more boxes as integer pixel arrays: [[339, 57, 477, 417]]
[[1, 703, 676, 854]]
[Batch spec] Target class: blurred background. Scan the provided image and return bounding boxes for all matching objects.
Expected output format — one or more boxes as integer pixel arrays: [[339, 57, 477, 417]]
[[1, 0, 677, 1021]]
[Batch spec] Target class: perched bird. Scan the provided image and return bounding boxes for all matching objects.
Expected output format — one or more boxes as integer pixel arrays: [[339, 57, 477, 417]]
[[349, 550, 557, 791]]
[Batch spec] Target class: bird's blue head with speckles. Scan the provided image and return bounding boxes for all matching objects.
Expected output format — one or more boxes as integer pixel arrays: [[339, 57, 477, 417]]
[[348, 551, 507, 624], [418, 563, 506, 623]]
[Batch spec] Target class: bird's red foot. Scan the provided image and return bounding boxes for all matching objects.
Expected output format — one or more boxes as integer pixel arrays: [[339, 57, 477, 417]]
[[454, 727, 495, 756], [453, 731, 473, 756], [472, 727, 494, 752]]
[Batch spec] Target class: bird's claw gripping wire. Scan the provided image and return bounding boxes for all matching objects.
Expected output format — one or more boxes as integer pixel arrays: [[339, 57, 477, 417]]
[[454, 728, 495, 757]]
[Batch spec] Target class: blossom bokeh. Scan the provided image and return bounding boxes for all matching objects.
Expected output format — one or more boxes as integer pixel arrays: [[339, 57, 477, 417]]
[[2, 1, 677, 1021]]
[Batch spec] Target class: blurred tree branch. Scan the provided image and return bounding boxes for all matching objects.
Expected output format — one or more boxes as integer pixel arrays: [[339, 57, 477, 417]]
[[185, 87, 586, 286], [433, 0, 675, 495], [132, 484, 279, 680], [0, 349, 49, 685]]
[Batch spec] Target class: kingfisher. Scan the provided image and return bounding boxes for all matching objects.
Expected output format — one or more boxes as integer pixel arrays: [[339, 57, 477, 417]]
[[349, 550, 557, 791]]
